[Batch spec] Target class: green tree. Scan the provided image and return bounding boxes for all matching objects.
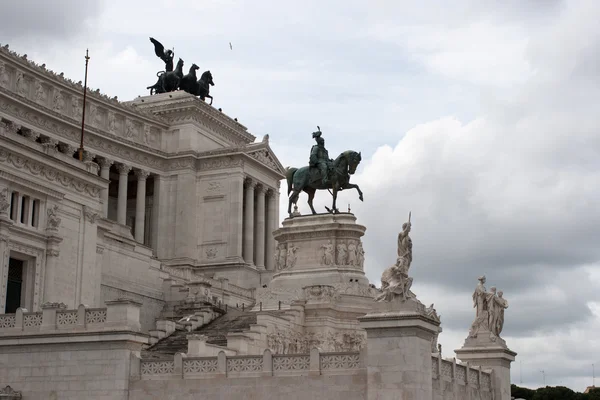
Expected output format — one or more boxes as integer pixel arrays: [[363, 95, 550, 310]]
[[512, 384, 535, 400], [532, 386, 582, 400]]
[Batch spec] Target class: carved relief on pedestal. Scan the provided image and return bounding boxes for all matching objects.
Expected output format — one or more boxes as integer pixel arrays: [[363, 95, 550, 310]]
[[336, 242, 347, 265], [266, 327, 365, 355], [319, 240, 334, 266], [304, 285, 338, 302], [285, 243, 299, 269]]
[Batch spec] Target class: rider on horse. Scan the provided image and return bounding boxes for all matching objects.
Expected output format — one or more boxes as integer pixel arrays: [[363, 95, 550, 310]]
[[309, 128, 333, 185]]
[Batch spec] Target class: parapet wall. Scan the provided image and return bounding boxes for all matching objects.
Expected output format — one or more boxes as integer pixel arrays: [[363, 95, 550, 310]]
[[130, 349, 366, 400], [432, 355, 494, 400]]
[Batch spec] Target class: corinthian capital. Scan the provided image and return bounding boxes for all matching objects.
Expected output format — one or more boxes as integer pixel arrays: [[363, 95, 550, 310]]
[[116, 163, 132, 175]]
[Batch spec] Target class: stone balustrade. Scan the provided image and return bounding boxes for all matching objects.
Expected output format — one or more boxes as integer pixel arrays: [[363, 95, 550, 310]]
[[138, 349, 363, 380], [431, 355, 493, 392], [0, 298, 142, 333]]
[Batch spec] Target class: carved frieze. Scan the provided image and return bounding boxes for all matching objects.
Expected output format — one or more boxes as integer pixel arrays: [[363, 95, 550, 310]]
[[0, 147, 101, 198], [266, 327, 365, 355], [197, 156, 243, 171]]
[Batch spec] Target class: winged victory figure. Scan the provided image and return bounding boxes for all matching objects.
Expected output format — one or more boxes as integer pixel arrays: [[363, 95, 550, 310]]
[[150, 37, 174, 72]]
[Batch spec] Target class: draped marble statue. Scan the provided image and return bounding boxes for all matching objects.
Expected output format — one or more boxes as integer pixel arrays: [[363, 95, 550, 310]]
[[376, 213, 414, 302], [468, 276, 509, 340]]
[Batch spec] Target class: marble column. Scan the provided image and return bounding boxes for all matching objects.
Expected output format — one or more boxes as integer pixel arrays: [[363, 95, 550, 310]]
[[265, 189, 276, 271], [98, 157, 113, 218], [116, 163, 131, 225], [243, 178, 255, 264], [135, 169, 150, 243], [254, 184, 266, 269]]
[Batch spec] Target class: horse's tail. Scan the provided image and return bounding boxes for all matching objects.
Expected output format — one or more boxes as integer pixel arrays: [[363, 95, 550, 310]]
[[285, 167, 298, 196]]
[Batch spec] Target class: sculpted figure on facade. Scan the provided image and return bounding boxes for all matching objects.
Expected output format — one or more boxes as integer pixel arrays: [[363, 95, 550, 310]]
[[347, 241, 357, 266], [376, 214, 414, 302], [71, 97, 82, 120], [336, 242, 347, 265], [0, 61, 8, 88], [35, 80, 46, 104], [320, 240, 334, 266], [15, 71, 27, 96], [108, 112, 116, 133], [493, 291, 508, 336], [125, 119, 135, 138], [52, 90, 65, 112]]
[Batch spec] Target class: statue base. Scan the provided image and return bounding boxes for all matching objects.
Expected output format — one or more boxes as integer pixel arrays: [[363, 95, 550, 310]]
[[254, 213, 376, 310], [456, 335, 517, 400]]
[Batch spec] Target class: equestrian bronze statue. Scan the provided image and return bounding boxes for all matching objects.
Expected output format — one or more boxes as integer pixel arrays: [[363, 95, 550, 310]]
[[286, 127, 363, 216]]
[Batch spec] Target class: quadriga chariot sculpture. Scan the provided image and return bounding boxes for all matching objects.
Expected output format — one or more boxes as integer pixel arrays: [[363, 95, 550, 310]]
[[146, 37, 215, 104]]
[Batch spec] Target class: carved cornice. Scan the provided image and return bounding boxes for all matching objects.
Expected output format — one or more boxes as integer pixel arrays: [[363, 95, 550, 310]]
[[0, 94, 168, 170], [132, 93, 255, 145], [0, 146, 101, 198], [0, 169, 64, 199], [0, 45, 166, 125]]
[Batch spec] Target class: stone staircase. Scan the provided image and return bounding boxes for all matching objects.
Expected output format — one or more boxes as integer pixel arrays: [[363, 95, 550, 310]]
[[142, 309, 258, 358]]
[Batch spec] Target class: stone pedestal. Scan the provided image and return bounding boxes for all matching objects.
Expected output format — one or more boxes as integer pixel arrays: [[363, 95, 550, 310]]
[[256, 213, 372, 309], [455, 333, 516, 400], [359, 298, 440, 400]]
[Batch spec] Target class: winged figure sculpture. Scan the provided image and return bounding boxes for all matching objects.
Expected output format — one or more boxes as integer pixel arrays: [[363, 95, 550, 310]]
[[150, 37, 174, 72]]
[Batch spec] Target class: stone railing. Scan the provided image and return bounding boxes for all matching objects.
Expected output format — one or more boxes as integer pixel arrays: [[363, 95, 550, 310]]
[[431, 355, 493, 391], [137, 349, 363, 379], [0, 299, 141, 334]]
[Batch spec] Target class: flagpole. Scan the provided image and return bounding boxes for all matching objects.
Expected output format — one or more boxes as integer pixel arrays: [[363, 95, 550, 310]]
[[78, 49, 90, 161]]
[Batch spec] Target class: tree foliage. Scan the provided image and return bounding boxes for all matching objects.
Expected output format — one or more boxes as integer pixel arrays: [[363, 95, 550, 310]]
[[511, 385, 600, 400]]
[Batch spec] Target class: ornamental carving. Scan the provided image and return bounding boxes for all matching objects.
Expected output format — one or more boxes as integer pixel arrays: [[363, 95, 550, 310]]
[[83, 205, 100, 224], [304, 285, 338, 302], [319, 240, 334, 266], [205, 247, 218, 259], [34, 80, 46, 104], [285, 243, 299, 269], [0, 61, 9, 88], [247, 149, 281, 172], [46, 205, 61, 231], [275, 230, 363, 242], [0, 187, 9, 215], [0, 385, 22, 399], [206, 181, 222, 192], [226, 357, 263, 373], [197, 156, 243, 171], [0, 148, 101, 198], [266, 327, 365, 354]]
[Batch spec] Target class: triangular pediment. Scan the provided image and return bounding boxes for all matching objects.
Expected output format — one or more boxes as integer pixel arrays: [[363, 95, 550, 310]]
[[245, 142, 286, 177]]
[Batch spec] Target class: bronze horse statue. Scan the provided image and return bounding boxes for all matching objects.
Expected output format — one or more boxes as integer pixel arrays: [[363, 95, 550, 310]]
[[286, 150, 363, 216], [179, 64, 199, 93], [147, 58, 184, 94], [186, 70, 214, 105]]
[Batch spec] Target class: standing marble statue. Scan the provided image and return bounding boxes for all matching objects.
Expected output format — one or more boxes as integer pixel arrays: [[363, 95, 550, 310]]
[[376, 213, 414, 302], [357, 242, 365, 268], [468, 276, 509, 339]]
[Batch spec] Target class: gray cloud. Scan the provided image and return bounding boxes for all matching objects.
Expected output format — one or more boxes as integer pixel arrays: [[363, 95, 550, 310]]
[[0, 0, 102, 41]]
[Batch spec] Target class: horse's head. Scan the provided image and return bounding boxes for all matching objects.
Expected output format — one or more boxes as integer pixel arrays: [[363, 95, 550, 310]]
[[176, 58, 184, 69], [346, 151, 362, 175], [200, 70, 214, 86], [189, 64, 199, 73]]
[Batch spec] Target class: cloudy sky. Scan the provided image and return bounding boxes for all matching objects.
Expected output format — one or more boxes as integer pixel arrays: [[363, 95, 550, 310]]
[[2, 0, 600, 391]]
